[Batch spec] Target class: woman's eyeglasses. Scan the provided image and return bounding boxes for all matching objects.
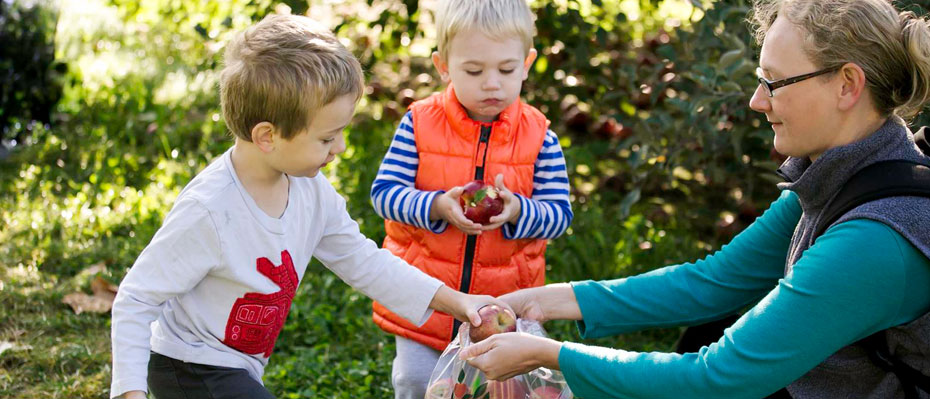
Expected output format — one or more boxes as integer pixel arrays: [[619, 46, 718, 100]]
[[755, 65, 842, 97]]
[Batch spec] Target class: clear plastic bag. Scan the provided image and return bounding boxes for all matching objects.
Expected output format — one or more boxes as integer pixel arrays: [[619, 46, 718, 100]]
[[424, 319, 573, 399]]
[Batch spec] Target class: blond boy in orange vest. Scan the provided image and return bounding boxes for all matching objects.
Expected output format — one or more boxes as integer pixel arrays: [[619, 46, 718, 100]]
[[369, 1, 574, 397]]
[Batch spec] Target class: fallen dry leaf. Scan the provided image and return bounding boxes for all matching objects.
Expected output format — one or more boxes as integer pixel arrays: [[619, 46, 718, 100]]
[[62, 265, 119, 315], [90, 275, 118, 300], [0, 341, 33, 356], [62, 292, 114, 314]]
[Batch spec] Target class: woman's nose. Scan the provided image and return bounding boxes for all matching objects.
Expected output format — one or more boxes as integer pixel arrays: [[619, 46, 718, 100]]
[[749, 84, 771, 113]]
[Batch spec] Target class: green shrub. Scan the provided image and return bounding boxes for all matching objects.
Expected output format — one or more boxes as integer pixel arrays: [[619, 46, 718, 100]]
[[0, 0, 64, 145]]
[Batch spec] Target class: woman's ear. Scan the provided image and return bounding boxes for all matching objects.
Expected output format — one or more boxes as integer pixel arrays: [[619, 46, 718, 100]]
[[250, 122, 277, 153], [432, 51, 451, 83], [837, 63, 868, 112], [522, 48, 538, 80]]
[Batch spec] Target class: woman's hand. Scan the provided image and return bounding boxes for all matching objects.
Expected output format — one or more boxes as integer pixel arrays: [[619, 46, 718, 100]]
[[498, 288, 547, 322], [119, 391, 147, 399], [430, 187, 484, 235], [430, 285, 514, 327], [482, 174, 521, 231], [460, 332, 562, 380], [499, 284, 582, 322]]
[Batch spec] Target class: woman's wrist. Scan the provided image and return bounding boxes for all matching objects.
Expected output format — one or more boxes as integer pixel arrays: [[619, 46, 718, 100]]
[[534, 336, 563, 371], [540, 283, 582, 321]]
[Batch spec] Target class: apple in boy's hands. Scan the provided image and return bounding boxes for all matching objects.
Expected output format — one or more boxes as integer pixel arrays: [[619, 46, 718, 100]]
[[461, 180, 504, 225], [469, 305, 517, 343], [531, 386, 564, 399]]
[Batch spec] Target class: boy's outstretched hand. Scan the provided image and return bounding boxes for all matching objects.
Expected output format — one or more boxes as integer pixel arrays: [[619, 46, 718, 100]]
[[430, 187, 484, 235], [118, 390, 147, 399], [481, 174, 521, 231], [430, 285, 514, 327]]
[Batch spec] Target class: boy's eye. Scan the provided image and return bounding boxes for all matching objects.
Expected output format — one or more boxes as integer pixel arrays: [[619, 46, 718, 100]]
[[500, 69, 515, 74], [322, 138, 335, 144], [465, 70, 482, 76]]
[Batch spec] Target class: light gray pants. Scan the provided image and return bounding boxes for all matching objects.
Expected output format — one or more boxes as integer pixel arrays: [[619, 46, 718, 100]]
[[392, 336, 442, 399]]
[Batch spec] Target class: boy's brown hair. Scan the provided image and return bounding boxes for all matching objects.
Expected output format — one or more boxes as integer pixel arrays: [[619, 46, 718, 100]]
[[220, 13, 364, 141]]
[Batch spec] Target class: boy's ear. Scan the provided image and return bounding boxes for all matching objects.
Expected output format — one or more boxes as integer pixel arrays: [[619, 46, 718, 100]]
[[250, 122, 277, 153], [522, 48, 538, 79], [431, 51, 451, 83]]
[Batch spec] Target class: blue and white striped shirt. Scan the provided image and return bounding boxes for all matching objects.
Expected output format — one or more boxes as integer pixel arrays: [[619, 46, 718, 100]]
[[370, 111, 573, 240]]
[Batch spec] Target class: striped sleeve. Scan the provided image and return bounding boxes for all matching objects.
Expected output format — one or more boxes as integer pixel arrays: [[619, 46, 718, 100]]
[[502, 129, 573, 240], [370, 111, 448, 233]]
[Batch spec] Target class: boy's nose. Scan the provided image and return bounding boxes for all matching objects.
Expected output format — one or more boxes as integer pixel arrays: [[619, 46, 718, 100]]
[[332, 134, 347, 155], [482, 74, 502, 90]]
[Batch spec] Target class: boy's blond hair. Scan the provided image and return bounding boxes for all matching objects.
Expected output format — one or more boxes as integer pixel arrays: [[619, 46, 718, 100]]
[[434, 0, 536, 61], [220, 13, 364, 141]]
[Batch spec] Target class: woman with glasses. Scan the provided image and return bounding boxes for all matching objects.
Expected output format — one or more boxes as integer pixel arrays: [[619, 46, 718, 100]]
[[460, 0, 930, 398]]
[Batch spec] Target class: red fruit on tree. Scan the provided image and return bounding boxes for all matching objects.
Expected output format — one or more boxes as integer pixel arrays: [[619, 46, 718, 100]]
[[469, 305, 517, 343], [460, 180, 504, 225]]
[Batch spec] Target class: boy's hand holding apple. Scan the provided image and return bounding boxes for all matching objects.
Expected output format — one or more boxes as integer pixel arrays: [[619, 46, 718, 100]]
[[430, 187, 484, 235], [429, 286, 514, 329]]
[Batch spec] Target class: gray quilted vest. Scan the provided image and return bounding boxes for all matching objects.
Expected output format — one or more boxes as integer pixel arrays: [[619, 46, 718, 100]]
[[776, 118, 930, 399]]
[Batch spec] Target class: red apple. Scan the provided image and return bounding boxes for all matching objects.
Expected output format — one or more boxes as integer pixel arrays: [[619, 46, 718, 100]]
[[469, 305, 517, 343], [489, 378, 529, 399], [426, 379, 453, 399], [460, 180, 504, 225], [531, 386, 564, 399]]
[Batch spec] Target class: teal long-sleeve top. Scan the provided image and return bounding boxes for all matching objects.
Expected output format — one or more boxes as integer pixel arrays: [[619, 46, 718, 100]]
[[559, 190, 930, 398]]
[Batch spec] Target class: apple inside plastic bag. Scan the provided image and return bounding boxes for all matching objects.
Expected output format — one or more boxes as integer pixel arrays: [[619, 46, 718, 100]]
[[424, 318, 573, 399]]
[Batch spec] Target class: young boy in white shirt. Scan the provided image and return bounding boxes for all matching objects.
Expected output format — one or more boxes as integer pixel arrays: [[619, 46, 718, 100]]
[[109, 13, 507, 399]]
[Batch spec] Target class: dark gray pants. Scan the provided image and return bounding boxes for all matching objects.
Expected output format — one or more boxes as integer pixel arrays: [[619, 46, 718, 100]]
[[147, 352, 274, 399]]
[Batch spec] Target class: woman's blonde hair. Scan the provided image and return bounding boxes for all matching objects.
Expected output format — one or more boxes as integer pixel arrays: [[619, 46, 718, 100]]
[[220, 13, 364, 141], [434, 0, 535, 62], [751, 0, 930, 119]]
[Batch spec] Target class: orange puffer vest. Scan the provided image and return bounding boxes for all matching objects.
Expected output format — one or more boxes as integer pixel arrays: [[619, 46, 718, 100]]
[[372, 86, 549, 351]]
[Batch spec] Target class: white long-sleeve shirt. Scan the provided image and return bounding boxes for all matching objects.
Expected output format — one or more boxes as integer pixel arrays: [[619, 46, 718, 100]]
[[110, 147, 444, 397]]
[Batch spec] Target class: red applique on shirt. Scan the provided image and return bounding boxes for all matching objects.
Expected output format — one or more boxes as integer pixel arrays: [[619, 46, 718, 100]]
[[223, 250, 298, 358]]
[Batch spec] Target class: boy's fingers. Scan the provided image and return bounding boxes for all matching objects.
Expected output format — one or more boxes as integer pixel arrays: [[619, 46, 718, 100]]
[[447, 186, 464, 198], [469, 309, 482, 327]]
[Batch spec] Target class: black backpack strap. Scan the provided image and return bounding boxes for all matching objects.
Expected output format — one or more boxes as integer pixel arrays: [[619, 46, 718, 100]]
[[813, 156, 930, 396], [813, 160, 930, 239], [916, 127, 930, 156], [859, 332, 930, 399]]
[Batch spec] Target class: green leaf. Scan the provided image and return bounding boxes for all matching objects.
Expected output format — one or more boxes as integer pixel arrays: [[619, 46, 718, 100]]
[[458, 369, 465, 383], [473, 381, 487, 398]]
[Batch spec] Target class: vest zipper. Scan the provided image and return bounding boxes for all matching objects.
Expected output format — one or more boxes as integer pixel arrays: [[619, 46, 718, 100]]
[[453, 124, 492, 340]]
